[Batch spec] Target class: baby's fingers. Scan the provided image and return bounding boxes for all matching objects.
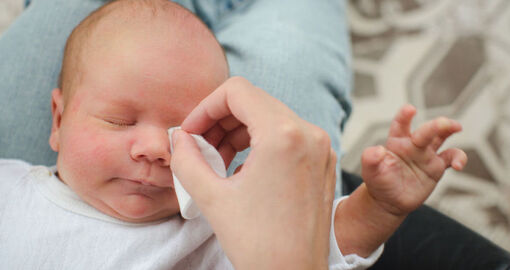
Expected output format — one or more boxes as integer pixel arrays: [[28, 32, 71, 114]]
[[439, 148, 468, 171], [411, 117, 462, 149], [388, 104, 416, 138], [360, 146, 386, 179]]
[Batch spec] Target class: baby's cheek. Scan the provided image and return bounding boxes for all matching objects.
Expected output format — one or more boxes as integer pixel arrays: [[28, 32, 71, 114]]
[[89, 137, 115, 165], [63, 127, 123, 176], [89, 132, 129, 168]]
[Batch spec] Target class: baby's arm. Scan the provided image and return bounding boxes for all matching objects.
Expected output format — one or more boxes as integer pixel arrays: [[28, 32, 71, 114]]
[[333, 104, 467, 257]]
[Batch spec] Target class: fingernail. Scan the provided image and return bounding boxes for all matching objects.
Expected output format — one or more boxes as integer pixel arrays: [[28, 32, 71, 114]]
[[456, 161, 463, 169], [453, 120, 462, 131], [437, 118, 450, 130], [404, 104, 416, 114]]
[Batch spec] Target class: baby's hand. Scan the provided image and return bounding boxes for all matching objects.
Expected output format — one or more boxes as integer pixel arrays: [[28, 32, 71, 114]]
[[361, 104, 467, 217]]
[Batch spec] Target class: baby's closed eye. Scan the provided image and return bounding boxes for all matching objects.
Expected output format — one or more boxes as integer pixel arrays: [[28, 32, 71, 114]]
[[102, 117, 136, 127]]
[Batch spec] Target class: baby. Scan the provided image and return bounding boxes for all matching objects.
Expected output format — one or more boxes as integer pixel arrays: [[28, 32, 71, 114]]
[[0, 0, 467, 269], [49, 0, 228, 224]]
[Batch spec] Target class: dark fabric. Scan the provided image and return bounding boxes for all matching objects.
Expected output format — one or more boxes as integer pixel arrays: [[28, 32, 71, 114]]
[[341, 171, 510, 270]]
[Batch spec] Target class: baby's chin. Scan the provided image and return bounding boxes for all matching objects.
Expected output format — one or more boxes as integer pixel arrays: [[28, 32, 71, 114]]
[[106, 194, 181, 223]]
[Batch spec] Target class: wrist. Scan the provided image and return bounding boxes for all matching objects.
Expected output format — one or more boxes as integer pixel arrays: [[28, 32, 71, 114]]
[[349, 184, 407, 229], [334, 184, 406, 257]]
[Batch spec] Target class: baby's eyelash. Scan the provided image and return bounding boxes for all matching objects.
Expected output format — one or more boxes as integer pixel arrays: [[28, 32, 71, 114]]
[[104, 119, 135, 127]]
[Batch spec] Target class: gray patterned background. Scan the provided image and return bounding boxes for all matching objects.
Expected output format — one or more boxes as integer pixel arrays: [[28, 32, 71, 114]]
[[1, 0, 508, 251], [343, 0, 510, 251]]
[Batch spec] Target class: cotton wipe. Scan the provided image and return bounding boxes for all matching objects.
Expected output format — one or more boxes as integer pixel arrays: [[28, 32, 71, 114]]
[[168, 127, 227, 219]]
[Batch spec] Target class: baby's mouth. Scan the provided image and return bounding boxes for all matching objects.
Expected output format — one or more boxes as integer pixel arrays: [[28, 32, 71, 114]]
[[129, 179, 157, 186], [116, 178, 170, 196], [121, 177, 173, 189]]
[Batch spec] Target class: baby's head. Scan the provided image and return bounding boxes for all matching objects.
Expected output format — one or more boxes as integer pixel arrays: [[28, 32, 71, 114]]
[[49, 0, 228, 223]]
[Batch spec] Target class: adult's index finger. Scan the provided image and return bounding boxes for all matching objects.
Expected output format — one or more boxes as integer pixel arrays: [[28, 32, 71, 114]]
[[181, 77, 281, 135]]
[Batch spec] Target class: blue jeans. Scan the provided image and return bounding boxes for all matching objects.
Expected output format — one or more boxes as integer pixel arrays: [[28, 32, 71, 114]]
[[0, 0, 352, 197]]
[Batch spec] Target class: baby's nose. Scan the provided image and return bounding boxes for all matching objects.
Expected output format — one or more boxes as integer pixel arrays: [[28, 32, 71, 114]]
[[130, 128, 171, 166]]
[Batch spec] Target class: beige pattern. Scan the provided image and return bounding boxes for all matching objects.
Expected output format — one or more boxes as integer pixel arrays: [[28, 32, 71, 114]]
[[1, 0, 508, 252], [344, 0, 510, 251]]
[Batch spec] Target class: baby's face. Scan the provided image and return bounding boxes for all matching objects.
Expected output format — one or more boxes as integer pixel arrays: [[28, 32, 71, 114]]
[[50, 25, 228, 223]]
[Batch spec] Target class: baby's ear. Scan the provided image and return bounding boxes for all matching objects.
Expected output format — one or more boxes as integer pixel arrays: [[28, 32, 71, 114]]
[[49, 88, 64, 152]]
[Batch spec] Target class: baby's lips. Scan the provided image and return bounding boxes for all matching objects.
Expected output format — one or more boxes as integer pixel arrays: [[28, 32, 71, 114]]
[[125, 178, 158, 187], [123, 174, 174, 188]]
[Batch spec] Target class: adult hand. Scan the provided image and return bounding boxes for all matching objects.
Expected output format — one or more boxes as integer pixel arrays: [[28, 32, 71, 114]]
[[170, 77, 337, 270]]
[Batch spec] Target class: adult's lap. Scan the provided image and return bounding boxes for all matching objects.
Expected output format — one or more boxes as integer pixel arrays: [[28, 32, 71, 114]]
[[0, 0, 352, 196]]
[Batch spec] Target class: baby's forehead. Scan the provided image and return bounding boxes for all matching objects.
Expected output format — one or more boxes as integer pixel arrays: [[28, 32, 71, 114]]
[[90, 1, 209, 41], [62, 0, 228, 100], [84, 2, 226, 66]]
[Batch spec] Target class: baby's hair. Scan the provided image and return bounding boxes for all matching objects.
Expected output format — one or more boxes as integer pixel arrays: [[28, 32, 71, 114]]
[[59, 0, 226, 103]]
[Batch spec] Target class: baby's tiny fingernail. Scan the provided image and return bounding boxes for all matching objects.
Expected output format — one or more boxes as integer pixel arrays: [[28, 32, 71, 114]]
[[454, 161, 462, 169], [437, 118, 450, 130], [453, 120, 462, 131]]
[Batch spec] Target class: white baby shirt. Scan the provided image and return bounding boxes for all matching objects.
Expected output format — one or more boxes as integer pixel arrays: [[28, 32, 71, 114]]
[[0, 159, 382, 269]]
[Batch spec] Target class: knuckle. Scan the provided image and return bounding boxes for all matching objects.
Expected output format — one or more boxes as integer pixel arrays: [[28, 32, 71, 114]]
[[272, 121, 306, 153], [281, 122, 306, 145], [312, 127, 331, 148]]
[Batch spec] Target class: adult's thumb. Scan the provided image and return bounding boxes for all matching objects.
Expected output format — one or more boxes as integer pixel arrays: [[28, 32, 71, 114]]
[[170, 129, 222, 204]]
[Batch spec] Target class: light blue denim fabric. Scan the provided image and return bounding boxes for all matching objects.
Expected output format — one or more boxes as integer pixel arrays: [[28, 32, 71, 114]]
[[0, 0, 352, 197]]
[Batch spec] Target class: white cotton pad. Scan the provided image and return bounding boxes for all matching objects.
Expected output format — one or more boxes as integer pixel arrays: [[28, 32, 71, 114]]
[[168, 127, 226, 219]]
